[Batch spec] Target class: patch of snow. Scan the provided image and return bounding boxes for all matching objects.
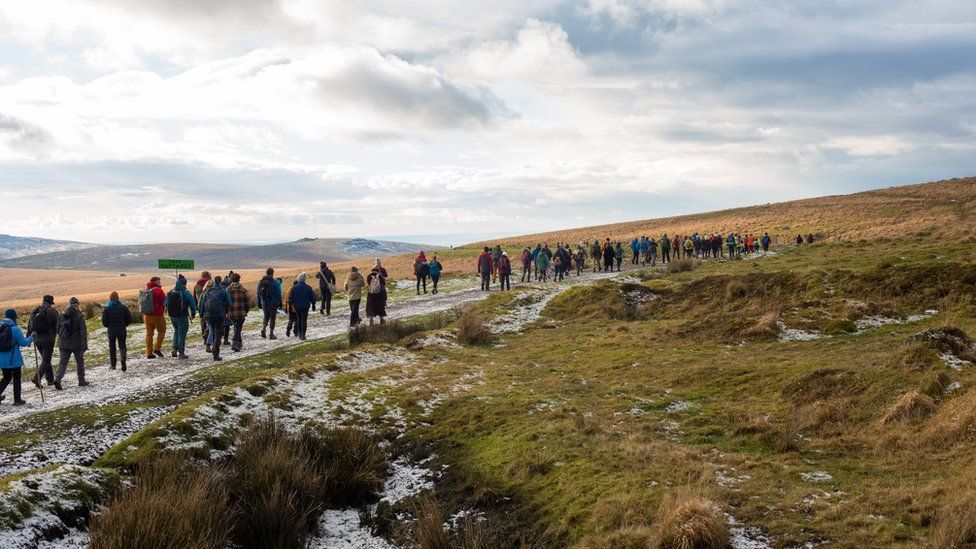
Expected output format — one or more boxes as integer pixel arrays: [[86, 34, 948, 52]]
[[381, 456, 436, 505], [946, 381, 962, 394], [777, 322, 822, 342], [310, 509, 394, 549], [855, 312, 933, 330], [666, 400, 695, 414], [799, 471, 833, 483], [727, 514, 774, 549], [716, 469, 751, 488], [940, 353, 972, 371]]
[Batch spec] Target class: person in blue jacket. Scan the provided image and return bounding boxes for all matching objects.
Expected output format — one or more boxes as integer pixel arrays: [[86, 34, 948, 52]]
[[630, 238, 639, 265], [287, 272, 317, 340], [0, 309, 33, 405], [257, 268, 283, 339], [199, 276, 232, 361], [164, 275, 197, 359]]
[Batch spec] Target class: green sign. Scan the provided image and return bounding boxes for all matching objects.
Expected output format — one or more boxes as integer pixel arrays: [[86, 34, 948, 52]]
[[158, 259, 195, 270]]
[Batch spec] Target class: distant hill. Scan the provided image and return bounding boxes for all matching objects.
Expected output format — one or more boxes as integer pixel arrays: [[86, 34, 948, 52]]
[[0, 234, 95, 261], [0, 238, 438, 271]]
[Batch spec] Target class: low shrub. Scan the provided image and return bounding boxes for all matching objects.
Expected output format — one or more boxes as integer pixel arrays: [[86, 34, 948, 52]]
[[89, 453, 234, 549], [300, 426, 388, 507], [667, 258, 696, 274]]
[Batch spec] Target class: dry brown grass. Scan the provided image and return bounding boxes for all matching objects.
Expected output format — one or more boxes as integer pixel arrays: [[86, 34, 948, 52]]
[[923, 389, 976, 447], [881, 390, 937, 424], [455, 310, 497, 346], [654, 488, 729, 549], [411, 497, 452, 549], [89, 453, 233, 549], [930, 475, 976, 548]]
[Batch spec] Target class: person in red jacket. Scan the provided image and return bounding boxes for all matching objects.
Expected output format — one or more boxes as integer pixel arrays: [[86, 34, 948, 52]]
[[498, 252, 512, 291], [477, 247, 493, 291], [144, 277, 167, 359]]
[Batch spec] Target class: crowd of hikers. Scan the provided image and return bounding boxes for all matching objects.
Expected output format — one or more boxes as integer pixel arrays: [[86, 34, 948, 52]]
[[0, 231, 804, 405]]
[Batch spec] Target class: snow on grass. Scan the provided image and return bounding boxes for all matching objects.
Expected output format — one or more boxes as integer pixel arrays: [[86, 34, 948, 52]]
[[665, 400, 695, 414], [799, 471, 833, 483], [716, 469, 751, 489], [310, 509, 394, 549], [0, 465, 115, 548], [381, 456, 437, 505], [854, 312, 934, 331], [776, 322, 822, 342], [940, 352, 973, 371], [726, 514, 774, 549]]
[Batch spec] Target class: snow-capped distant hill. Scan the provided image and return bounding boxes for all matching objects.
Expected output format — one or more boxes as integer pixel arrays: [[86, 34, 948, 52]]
[[0, 234, 95, 261], [0, 237, 440, 271]]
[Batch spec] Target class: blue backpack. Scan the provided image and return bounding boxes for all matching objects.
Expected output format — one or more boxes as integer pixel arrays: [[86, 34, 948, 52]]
[[429, 262, 441, 277], [203, 289, 228, 317]]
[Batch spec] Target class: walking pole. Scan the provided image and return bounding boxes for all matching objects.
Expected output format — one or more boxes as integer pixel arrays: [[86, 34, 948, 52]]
[[33, 346, 45, 405]]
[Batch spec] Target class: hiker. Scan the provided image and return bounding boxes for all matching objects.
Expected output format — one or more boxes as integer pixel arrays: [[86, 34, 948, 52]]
[[796, 234, 803, 245], [806, 234, 814, 244], [219, 275, 233, 346], [491, 245, 503, 283], [672, 235, 681, 260], [532, 243, 543, 278], [102, 291, 133, 370], [55, 297, 88, 389], [27, 295, 59, 387], [193, 271, 212, 342], [317, 262, 336, 315], [712, 234, 722, 258], [413, 252, 430, 295], [477, 247, 493, 291], [660, 234, 670, 264], [630, 238, 640, 265], [575, 244, 586, 276], [284, 280, 298, 337], [225, 273, 251, 352], [552, 252, 563, 282], [639, 236, 650, 265], [726, 233, 736, 257], [288, 273, 316, 341], [603, 239, 615, 272], [615, 241, 624, 271], [429, 255, 443, 294], [535, 244, 551, 282], [761, 233, 771, 252], [140, 276, 167, 359], [257, 268, 282, 339], [520, 248, 532, 282], [200, 276, 232, 360], [648, 237, 658, 266], [683, 236, 694, 259], [0, 308, 32, 405], [344, 266, 366, 327], [498, 251, 512, 290], [590, 240, 602, 272], [366, 259, 389, 325], [165, 276, 196, 359]]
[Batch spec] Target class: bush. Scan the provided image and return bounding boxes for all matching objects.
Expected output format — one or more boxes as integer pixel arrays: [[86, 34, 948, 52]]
[[89, 453, 234, 549], [455, 310, 496, 346], [300, 426, 388, 507]]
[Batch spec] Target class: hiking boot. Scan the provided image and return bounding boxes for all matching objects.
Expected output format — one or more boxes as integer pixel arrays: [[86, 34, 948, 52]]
[[260, 330, 266, 339], [286, 329, 291, 337], [231, 343, 241, 352], [171, 349, 178, 357], [154, 350, 164, 358], [31, 377, 41, 390], [121, 362, 127, 372], [206, 345, 212, 353], [147, 354, 156, 359], [54, 381, 63, 390], [269, 334, 277, 340], [223, 338, 229, 345], [178, 353, 188, 359], [213, 355, 222, 361], [13, 400, 25, 406], [110, 364, 116, 370], [79, 381, 89, 387]]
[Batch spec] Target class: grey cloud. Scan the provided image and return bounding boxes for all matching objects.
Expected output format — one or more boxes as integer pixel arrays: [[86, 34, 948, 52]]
[[0, 113, 51, 150]]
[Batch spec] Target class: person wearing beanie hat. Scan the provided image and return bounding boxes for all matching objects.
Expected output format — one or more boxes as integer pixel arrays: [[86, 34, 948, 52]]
[[199, 275, 231, 360], [101, 291, 133, 371], [27, 295, 60, 388], [365, 261, 389, 325], [287, 272, 316, 340], [0, 308, 33, 405], [54, 297, 88, 390], [497, 250, 512, 291]]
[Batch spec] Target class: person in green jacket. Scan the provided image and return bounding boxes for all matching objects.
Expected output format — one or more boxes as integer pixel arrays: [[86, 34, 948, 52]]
[[535, 247, 551, 282]]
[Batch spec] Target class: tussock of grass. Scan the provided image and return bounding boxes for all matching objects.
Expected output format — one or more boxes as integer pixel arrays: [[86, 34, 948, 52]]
[[922, 372, 953, 400], [411, 497, 452, 549], [89, 453, 233, 549], [455, 310, 496, 346], [909, 327, 976, 361], [349, 310, 459, 347], [924, 389, 976, 447], [881, 390, 936, 424], [930, 482, 976, 548], [897, 340, 942, 370], [654, 488, 728, 549], [300, 426, 388, 507], [667, 258, 697, 274]]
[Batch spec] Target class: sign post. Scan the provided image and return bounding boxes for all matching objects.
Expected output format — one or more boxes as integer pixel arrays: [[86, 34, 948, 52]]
[[157, 259, 195, 277]]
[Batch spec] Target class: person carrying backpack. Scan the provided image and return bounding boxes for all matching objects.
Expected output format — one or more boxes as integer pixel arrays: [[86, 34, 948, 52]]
[[164, 276, 196, 359], [491, 245, 503, 283], [428, 256, 443, 294], [0, 308, 33, 405], [497, 251, 512, 290], [648, 237, 658, 266], [344, 266, 366, 327], [535, 244, 551, 282], [615, 242, 624, 271], [413, 252, 429, 295], [366, 260, 388, 325], [630, 238, 639, 265], [226, 273, 252, 352], [660, 234, 670, 264], [288, 273, 316, 340], [193, 271, 212, 341], [590, 240, 602, 272], [477, 247, 493, 291], [796, 234, 803, 245], [55, 297, 88, 389], [140, 277, 167, 359], [101, 291, 133, 370], [27, 295, 59, 388], [283, 279, 298, 337], [199, 276, 232, 360], [316, 262, 337, 315], [761, 233, 771, 252], [257, 267, 282, 339]]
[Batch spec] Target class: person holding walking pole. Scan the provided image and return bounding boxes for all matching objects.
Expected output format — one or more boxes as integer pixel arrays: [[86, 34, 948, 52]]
[[0, 309, 33, 405]]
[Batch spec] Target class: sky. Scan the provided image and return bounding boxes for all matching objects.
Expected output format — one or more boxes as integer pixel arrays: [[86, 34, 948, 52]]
[[0, 1, 974, 245]]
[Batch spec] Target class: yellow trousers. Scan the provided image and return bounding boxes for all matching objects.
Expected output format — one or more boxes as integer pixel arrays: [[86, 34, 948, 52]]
[[143, 314, 166, 356]]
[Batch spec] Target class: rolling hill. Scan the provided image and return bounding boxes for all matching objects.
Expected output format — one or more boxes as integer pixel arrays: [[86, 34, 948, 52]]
[[0, 234, 95, 260], [0, 237, 439, 271]]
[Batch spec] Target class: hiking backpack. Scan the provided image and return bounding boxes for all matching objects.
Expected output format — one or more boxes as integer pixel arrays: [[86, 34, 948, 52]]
[[29, 307, 51, 335], [138, 289, 156, 315], [203, 289, 228, 317], [368, 274, 382, 295], [258, 278, 275, 305], [166, 290, 185, 317], [59, 313, 76, 340], [0, 324, 13, 353]]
